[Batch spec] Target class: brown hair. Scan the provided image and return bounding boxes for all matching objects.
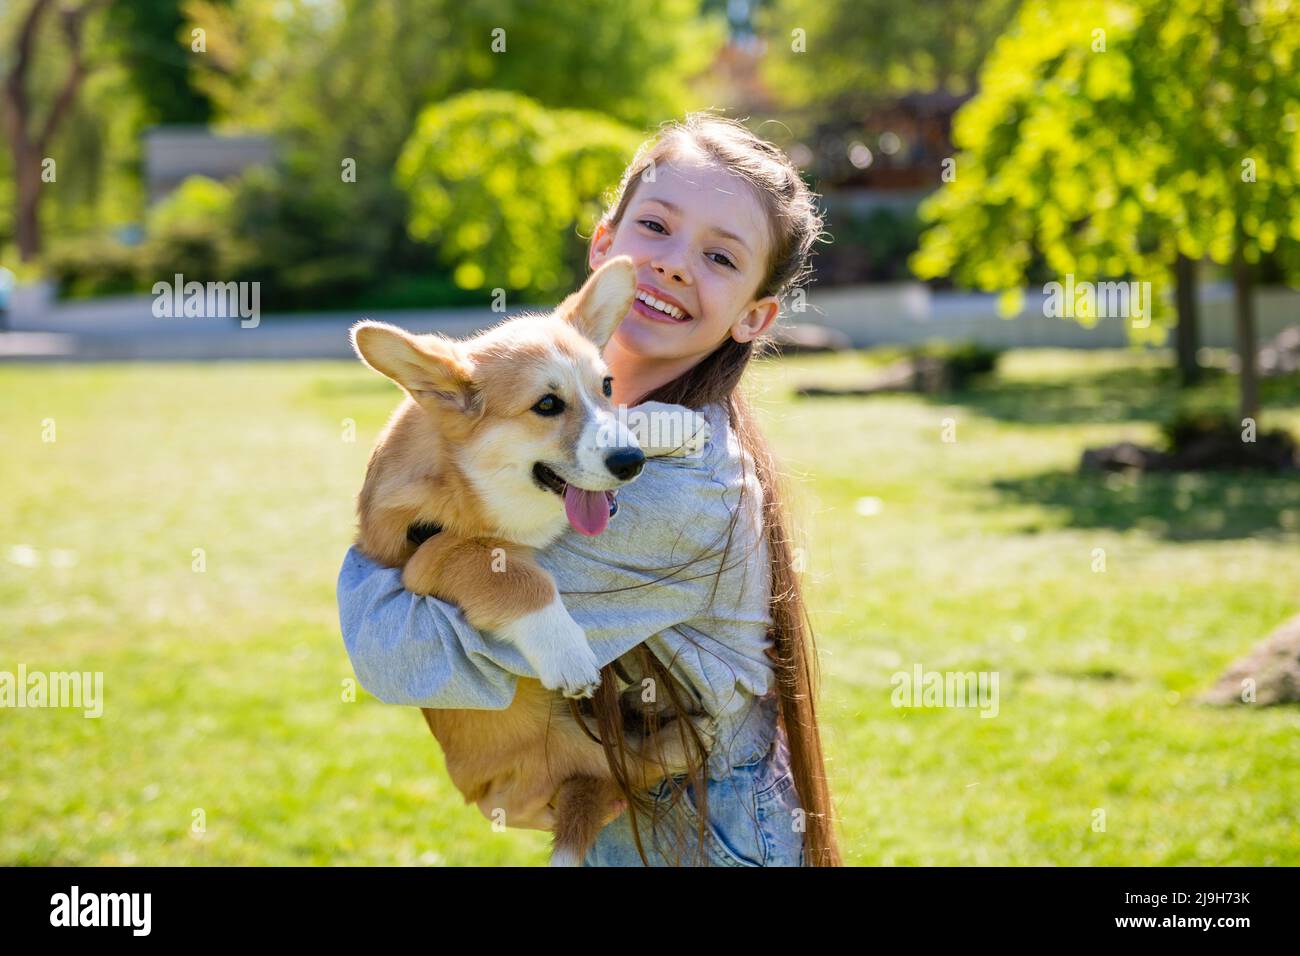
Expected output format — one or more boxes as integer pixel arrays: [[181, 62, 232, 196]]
[[576, 112, 840, 866]]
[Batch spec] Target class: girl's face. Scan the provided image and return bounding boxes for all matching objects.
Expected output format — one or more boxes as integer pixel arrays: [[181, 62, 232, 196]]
[[587, 156, 781, 371]]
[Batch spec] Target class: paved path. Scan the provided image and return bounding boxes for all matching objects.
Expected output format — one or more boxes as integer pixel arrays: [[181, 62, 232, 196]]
[[0, 287, 530, 361], [2, 281, 1294, 361]]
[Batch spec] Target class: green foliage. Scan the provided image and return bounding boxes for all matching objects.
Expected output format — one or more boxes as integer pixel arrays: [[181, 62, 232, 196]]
[[1161, 407, 1242, 452], [223, 167, 381, 310], [45, 236, 141, 298], [820, 204, 923, 283], [105, 0, 215, 124], [918, 339, 1003, 386], [163, 0, 720, 308], [437, 0, 719, 130], [760, 0, 1020, 108], [397, 92, 641, 298], [912, 0, 1300, 341], [138, 176, 238, 283], [0, 2, 144, 253], [147, 176, 234, 235]]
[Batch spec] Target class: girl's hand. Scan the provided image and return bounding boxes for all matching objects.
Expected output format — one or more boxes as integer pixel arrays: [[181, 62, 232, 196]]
[[627, 402, 711, 458]]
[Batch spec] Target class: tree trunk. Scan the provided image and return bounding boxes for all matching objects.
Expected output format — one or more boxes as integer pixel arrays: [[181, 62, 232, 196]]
[[1173, 254, 1200, 387], [2, 0, 101, 263], [13, 145, 42, 261], [1232, 246, 1259, 423]]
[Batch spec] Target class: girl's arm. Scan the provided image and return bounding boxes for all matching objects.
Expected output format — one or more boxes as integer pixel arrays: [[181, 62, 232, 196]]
[[338, 545, 523, 709]]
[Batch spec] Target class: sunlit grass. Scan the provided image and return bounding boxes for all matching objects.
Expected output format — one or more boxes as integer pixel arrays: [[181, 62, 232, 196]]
[[1, 349, 1297, 864]]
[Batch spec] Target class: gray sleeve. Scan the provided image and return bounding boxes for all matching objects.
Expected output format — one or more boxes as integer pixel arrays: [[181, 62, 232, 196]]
[[337, 545, 526, 708]]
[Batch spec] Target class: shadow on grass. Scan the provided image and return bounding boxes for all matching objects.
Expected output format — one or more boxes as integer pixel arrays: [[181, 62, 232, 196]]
[[913, 366, 1300, 427], [991, 467, 1300, 541]]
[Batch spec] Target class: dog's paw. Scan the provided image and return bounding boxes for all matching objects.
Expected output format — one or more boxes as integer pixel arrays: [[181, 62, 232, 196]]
[[502, 600, 602, 699], [628, 402, 711, 459], [546, 644, 602, 700]]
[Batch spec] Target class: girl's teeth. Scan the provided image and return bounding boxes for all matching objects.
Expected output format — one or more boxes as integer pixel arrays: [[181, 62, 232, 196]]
[[637, 291, 687, 320]]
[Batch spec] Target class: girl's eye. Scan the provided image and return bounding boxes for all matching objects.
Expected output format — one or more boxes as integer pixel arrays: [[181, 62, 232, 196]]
[[709, 251, 738, 270], [532, 394, 565, 416], [638, 219, 667, 234], [602, 377, 613, 398]]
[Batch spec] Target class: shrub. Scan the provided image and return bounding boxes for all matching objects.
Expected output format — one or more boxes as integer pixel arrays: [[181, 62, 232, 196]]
[[909, 339, 1002, 388], [396, 91, 640, 301], [136, 176, 240, 285], [1160, 406, 1298, 471], [46, 236, 143, 299], [819, 203, 923, 284]]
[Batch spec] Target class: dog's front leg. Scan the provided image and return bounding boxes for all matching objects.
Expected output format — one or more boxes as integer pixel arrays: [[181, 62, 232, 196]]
[[403, 534, 601, 699]]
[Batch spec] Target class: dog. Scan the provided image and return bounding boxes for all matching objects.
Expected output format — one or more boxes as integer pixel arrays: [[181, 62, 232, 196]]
[[350, 256, 713, 865]]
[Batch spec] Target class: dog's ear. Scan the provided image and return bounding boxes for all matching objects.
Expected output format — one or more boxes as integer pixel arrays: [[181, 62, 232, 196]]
[[350, 320, 480, 414], [561, 255, 636, 349]]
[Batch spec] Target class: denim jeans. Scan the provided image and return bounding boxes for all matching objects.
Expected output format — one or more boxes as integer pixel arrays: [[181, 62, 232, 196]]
[[580, 726, 806, 867]]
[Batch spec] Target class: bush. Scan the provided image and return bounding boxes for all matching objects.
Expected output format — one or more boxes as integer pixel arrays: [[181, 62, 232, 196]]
[[1160, 408, 1241, 453], [135, 176, 239, 285], [1160, 407, 1298, 471], [819, 203, 923, 284], [223, 166, 378, 310], [147, 176, 234, 236], [909, 339, 1002, 388], [46, 236, 143, 299], [396, 91, 641, 301]]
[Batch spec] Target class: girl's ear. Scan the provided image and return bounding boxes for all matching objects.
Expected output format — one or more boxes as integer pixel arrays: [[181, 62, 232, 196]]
[[730, 296, 781, 344], [562, 254, 636, 349], [588, 220, 615, 272]]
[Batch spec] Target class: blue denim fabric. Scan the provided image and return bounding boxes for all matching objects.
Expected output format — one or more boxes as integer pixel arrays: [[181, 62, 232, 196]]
[[581, 705, 806, 867]]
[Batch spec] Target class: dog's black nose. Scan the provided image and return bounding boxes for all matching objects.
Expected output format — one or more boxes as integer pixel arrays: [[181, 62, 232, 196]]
[[605, 447, 645, 481]]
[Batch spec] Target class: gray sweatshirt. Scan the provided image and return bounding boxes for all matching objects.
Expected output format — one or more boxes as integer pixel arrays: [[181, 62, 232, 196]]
[[336, 399, 778, 781]]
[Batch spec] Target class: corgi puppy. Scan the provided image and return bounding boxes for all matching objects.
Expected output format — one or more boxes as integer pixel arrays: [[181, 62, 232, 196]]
[[350, 256, 713, 865]]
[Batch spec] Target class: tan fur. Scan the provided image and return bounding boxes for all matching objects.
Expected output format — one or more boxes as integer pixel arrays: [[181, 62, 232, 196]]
[[350, 257, 701, 864]]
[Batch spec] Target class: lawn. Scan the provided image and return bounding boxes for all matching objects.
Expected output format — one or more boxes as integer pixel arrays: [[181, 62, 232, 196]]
[[2, 348, 1298, 865]]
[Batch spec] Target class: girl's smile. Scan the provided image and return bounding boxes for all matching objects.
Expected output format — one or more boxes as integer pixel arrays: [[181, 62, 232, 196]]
[[631, 285, 693, 323]]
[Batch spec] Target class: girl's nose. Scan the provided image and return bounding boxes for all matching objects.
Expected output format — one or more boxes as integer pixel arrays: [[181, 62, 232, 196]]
[[653, 262, 690, 284], [652, 249, 691, 285]]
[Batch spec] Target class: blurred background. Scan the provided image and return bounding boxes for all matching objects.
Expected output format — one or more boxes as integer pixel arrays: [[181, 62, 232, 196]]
[[1, 0, 1298, 865]]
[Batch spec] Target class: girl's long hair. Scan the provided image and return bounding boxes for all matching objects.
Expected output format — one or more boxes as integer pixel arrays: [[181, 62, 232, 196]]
[[572, 113, 841, 866]]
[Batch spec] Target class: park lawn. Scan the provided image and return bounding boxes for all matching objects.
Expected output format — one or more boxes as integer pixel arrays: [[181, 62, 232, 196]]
[[1, 348, 1298, 865]]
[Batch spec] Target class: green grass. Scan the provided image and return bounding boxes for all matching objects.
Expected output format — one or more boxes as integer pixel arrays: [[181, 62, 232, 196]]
[[2, 348, 1298, 865]]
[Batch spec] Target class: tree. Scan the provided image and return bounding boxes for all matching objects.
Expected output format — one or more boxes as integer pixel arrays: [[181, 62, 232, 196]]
[[180, 0, 720, 303], [396, 91, 641, 299], [104, 0, 216, 125], [759, 0, 1022, 111], [911, 0, 1300, 420], [1, 0, 109, 261]]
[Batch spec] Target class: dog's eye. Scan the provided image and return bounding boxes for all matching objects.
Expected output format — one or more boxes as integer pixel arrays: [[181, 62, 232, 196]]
[[602, 377, 613, 398], [532, 394, 565, 416]]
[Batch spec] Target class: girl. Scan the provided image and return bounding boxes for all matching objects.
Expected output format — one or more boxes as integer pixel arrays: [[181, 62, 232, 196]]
[[338, 112, 840, 866]]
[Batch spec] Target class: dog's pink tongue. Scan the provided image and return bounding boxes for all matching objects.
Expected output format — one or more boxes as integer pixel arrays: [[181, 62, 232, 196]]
[[564, 485, 610, 536]]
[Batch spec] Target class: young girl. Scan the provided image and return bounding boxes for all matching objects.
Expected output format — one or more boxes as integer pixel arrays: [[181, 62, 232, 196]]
[[338, 112, 840, 866]]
